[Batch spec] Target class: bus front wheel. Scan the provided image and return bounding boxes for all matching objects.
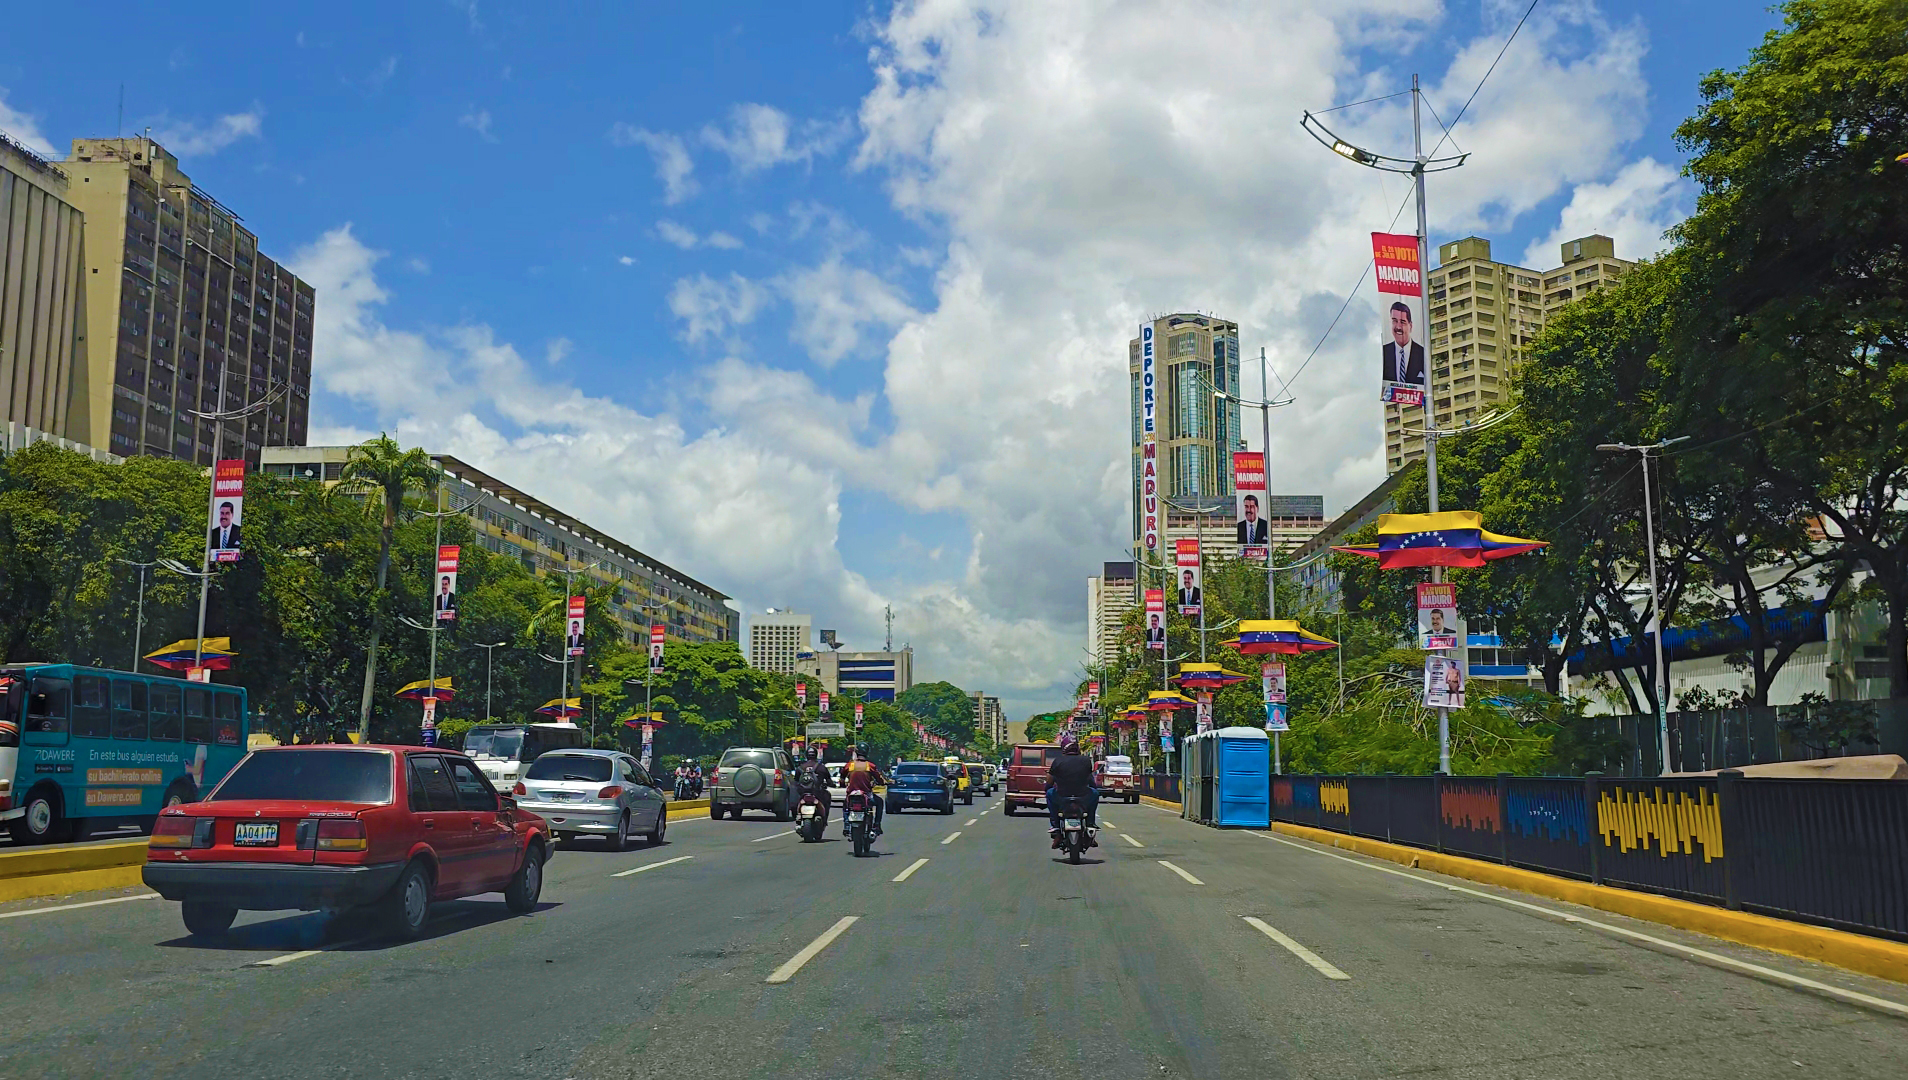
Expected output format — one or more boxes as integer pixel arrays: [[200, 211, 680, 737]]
[[8, 786, 69, 846]]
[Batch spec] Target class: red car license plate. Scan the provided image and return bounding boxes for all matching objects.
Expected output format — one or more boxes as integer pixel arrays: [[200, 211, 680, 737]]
[[233, 822, 278, 846]]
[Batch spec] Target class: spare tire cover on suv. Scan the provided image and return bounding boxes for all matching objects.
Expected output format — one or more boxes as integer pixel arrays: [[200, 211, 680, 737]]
[[732, 765, 767, 797]]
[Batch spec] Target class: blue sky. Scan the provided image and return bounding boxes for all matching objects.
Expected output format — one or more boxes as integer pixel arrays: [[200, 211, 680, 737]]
[[0, 1, 1787, 717]]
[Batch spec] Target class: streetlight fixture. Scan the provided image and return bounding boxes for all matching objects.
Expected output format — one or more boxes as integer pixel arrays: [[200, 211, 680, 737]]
[[115, 558, 160, 671], [1597, 435, 1690, 775], [471, 640, 508, 720], [1211, 348, 1296, 622]]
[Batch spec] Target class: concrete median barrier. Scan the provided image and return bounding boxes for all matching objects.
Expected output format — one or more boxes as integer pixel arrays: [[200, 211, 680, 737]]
[[0, 839, 149, 904]]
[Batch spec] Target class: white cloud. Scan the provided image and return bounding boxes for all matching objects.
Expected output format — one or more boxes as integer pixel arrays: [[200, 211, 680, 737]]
[[153, 107, 265, 158], [655, 220, 700, 249], [701, 103, 849, 172], [667, 272, 766, 346], [458, 108, 497, 143], [0, 87, 57, 157], [706, 231, 743, 250], [618, 255, 636, 266], [405, 256, 431, 274], [1520, 157, 1690, 268], [544, 337, 572, 365], [779, 259, 916, 366], [609, 125, 698, 204]]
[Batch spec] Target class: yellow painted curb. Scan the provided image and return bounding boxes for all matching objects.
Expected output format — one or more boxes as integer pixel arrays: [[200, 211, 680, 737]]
[[0, 863, 146, 904], [0, 839, 151, 905], [1139, 796, 1182, 812], [1267, 821, 1908, 985], [666, 799, 710, 820]]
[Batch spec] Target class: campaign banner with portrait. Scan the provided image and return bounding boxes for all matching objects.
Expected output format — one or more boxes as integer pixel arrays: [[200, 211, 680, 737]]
[[1265, 703, 1289, 732], [1195, 693, 1213, 735], [565, 595, 586, 658], [1143, 588, 1166, 650], [433, 546, 460, 622], [1233, 451, 1269, 560], [208, 459, 246, 564], [1373, 232, 1427, 408], [648, 624, 665, 673], [1424, 655, 1467, 709], [1140, 323, 1159, 554], [1175, 538, 1202, 617], [1417, 582, 1458, 650], [1261, 662, 1287, 705], [819, 691, 831, 716], [854, 702, 864, 730], [796, 682, 807, 707]]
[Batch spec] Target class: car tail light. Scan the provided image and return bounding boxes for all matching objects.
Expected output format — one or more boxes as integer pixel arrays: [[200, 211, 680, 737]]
[[772, 770, 783, 785], [150, 814, 195, 848], [316, 819, 368, 851], [513, 782, 527, 795], [597, 785, 623, 799]]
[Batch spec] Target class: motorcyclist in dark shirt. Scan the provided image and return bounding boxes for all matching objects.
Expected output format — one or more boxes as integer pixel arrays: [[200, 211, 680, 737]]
[[1047, 736, 1098, 848], [841, 746, 887, 837], [793, 746, 831, 827]]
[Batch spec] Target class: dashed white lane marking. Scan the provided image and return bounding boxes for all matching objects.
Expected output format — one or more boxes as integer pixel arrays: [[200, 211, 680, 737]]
[[1243, 916, 1351, 980], [892, 858, 929, 883], [1159, 860, 1204, 886], [766, 916, 860, 984], [1248, 830, 1908, 1019], [252, 948, 329, 967], [964, 818, 978, 826], [751, 830, 797, 843], [941, 831, 962, 845], [0, 893, 159, 919], [1119, 833, 1145, 848], [613, 855, 694, 878]]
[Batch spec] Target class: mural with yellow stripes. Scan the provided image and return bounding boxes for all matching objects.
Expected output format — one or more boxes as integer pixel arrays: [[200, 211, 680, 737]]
[[1596, 786, 1723, 861], [1319, 779, 1350, 816]]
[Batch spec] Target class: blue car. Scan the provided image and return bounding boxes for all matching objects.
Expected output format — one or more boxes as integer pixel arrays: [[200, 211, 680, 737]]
[[886, 761, 956, 815]]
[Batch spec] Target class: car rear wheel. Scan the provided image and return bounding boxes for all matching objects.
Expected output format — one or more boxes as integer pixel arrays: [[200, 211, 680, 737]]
[[380, 861, 433, 940], [609, 812, 631, 851], [647, 806, 667, 845], [1003, 800, 1016, 816], [181, 901, 237, 938], [709, 801, 724, 820], [505, 845, 544, 914], [1129, 794, 1139, 804], [942, 800, 954, 815]]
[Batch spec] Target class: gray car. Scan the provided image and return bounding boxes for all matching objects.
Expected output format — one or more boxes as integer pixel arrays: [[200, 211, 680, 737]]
[[512, 750, 668, 850], [710, 747, 799, 820]]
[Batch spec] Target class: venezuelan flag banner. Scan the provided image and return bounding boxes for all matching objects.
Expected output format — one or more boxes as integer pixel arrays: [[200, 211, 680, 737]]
[[1224, 620, 1338, 655], [1332, 511, 1545, 569]]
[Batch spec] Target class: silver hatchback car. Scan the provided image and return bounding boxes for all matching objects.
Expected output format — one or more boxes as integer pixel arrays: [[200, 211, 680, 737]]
[[511, 749, 669, 850]]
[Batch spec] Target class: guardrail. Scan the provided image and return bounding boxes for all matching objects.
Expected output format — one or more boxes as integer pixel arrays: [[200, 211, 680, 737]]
[[1136, 774, 1182, 803], [1272, 772, 1908, 943]]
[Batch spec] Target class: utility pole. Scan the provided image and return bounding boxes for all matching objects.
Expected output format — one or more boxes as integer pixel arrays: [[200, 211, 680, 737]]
[[116, 558, 157, 671], [474, 641, 507, 720], [1598, 436, 1689, 775]]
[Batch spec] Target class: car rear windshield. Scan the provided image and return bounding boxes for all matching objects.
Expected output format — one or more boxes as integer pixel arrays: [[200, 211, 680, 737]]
[[208, 750, 393, 804], [721, 750, 777, 767], [895, 765, 939, 777], [525, 754, 612, 782], [1017, 747, 1059, 767]]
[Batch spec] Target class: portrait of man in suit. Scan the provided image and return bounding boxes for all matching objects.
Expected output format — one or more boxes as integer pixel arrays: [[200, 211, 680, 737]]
[[1178, 569, 1202, 614], [435, 575, 457, 620], [1145, 613, 1165, 649], [209, 501, 242, 553], [1237, 494, 1269, 545], [1382, 301, 1426, 387], [566, 617, 585, 655]]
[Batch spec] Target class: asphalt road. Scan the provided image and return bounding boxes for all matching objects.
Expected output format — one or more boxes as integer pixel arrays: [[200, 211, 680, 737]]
[[3, 796, 1907, 1079]]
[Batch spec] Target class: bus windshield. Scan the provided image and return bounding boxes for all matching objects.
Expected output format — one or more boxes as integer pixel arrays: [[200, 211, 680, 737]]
[[464, 728, 526, 762]]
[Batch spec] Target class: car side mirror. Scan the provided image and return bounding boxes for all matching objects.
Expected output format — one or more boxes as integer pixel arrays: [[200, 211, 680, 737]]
[[497, 794, 516, 812]]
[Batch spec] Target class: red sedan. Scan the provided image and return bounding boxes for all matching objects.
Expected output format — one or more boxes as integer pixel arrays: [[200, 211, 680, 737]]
[[143, 744, 552, 940]]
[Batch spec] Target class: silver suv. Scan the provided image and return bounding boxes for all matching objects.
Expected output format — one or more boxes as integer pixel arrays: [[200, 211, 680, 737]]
[[710, 747, 799, 820]]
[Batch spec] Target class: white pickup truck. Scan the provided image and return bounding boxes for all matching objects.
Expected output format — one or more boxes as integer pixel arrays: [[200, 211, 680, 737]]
[[1097, 754, 1137, 804]]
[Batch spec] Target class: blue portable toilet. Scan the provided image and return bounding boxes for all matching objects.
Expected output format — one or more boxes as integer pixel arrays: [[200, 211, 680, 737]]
[[1212, 726, 1270, 827]]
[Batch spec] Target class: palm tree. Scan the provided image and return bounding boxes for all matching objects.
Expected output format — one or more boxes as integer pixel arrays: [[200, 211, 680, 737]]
[[338, 435, 439, 739]]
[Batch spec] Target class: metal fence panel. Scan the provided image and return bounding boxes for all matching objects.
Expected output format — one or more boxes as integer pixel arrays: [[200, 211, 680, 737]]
[[1503, 777, 1593, 880], [1345, 776, 1390, 840], [1388, 777, 1439, 848], [1594, 778, 1725, 902], [1272, 776, 1320, 826], [1438, 777, 1501, 861], [1318, 775, 1351, 833], [1137, 774, 1181, 803], [1731, 777, 1908, 940]]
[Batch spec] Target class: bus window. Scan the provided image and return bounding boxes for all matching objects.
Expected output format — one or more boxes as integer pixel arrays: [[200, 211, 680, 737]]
[[213, 691, 242, 745], [26, 678, 70, 734], [114, 679, 149, 741], [74, 675, 111, 739], [0, 676, 19, 746], [182, 686, 212, 744], [151, 683, 184, 742]]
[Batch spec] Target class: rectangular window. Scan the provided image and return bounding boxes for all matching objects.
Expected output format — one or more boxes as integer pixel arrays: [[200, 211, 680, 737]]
[[26, 677, 71, 735], [408, 756, 460, 812], [112, 679, 148, 740], [150, 683, 184, 741], [183, 687, 213, 743], [74, 676, 111, 739]]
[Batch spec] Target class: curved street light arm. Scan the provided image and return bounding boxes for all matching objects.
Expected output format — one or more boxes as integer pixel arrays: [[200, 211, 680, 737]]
[[1301, 111, 1468, 174]]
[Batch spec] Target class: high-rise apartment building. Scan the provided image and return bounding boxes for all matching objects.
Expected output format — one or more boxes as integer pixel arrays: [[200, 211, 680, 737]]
[[1130, 314, 1242, 546], [0, 131, 87, 437], [794, 648, 914, 702], [969, 691, 1005, 745], [1385, 234, 1632, 473], [59, 136, 312, 466], [749, 611, 813, 674], [1087, 561, 1137, 669]]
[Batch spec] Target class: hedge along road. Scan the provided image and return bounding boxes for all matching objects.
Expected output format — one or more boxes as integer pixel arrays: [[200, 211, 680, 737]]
[[0, 796, 1905, 1079]]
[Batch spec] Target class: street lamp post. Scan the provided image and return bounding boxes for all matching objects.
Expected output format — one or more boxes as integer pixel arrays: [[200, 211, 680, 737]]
[[473, 641, 508, 720], [1213, 351, 1295, 620], [1597, 436, 1690, 775], [184, 372, 288, 677], [553, 559, 608, 714], [115, 558, 158, 671]]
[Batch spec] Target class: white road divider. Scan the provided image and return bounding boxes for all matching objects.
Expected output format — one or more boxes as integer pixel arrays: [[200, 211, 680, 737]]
[[892, 858, 929, 883], [766, 916, 860, 984], [964, 818, 978, 827], [1119, 833, 1145, 848], [613, 855, 694, 878], [1159, 860, 1204, 886], [1243, 916, 1351, 980], [751, 830, 797, 843], [0, 893, 159, 920], [941, 831, 962, 845]]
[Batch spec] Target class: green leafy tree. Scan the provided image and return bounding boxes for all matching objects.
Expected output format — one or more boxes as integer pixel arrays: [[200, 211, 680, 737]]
[[337, 434, 439, 738]]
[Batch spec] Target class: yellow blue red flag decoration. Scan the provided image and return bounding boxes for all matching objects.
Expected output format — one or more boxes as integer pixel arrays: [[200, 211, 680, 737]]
[[535, 697, 583, 718], [144, 637, 236, 671], [395, 677, 455, 702], [1144, 691, 1198, 711], [1174, 663, 1250, 691], [1224, 620, 1338, 655], [1331, 511, 1545, 569]]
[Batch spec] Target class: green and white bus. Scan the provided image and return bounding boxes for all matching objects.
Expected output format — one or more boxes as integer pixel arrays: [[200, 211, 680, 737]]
[[0, 664, 250, 844]]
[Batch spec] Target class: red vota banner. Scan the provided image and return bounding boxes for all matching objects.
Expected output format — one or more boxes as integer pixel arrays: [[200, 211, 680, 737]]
[[209, 459, 246, 564], [1373, 231, 1427, 407], [1372, 232, 1421, 296]]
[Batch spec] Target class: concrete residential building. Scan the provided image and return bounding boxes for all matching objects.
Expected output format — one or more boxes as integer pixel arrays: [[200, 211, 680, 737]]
[[1087, 561, 1137, 669], [0, 131, 87, 437], [749, 611, 813, 674], [60, 136, 313, 466], [970, 691, 1006, 745], [1385, 235, 1632, 473], [261, 446, 739, 646], [794, 648, 915, 702], [1130, 314, 1242, 546]]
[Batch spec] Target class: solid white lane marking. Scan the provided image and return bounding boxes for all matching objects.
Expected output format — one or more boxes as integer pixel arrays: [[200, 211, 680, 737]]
[[941, 831, 962, 845], [1119, 833, 1145, 848], [0, 892, 159, 920], [964, 818, 978, 826], [252, 949, 326, 967], [1243, 916, 1351, 980], [892, 858, 929, 883], [1248, 831, 1908, 1019], [1159, 860, 1204, 886], [613, 855, 694, 878], [751, 830, 797, 843], [766, 916, 860, 984]]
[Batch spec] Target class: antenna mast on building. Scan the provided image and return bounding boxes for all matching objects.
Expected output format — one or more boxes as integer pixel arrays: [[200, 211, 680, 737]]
[[884, 605, 893, 652]]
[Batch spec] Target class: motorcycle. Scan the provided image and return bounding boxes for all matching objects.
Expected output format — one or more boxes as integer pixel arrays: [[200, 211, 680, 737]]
[[1055, 794, 1097, 864], [843, 791, 876, 857], [796, 791, 827, 842]]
